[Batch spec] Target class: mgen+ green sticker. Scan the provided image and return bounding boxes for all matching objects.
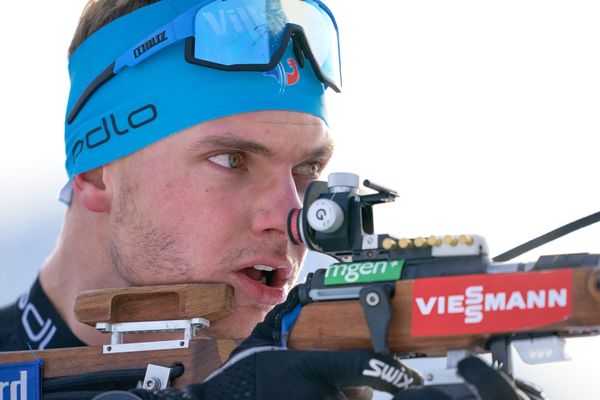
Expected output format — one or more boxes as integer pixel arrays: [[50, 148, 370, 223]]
[[324, 260, 405, 285]]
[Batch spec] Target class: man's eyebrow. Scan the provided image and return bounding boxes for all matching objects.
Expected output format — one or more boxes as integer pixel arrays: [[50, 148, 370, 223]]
[[191, 134, 334, 160], [190, 135, 273, 157], [301, 143, 334, 161]]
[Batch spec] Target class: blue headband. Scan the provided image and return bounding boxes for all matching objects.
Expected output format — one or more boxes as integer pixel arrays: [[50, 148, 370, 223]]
[[64, 0, 328, 181]]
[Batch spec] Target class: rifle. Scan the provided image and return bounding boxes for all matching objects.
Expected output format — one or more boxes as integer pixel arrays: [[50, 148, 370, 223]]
[[284, 172, 600, 390], [2, 172, 598, 398]]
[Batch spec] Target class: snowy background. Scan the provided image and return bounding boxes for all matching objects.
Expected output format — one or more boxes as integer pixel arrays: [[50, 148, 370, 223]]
[[1, 1, 600, 398]]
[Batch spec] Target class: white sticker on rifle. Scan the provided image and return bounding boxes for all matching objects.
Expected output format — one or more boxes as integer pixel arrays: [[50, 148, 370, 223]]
[[411, 269, 572, 337]]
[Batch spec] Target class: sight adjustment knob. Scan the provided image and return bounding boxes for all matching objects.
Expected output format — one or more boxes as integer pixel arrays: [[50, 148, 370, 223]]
[[327, 172, 359, 193], [307, 199, 344, 233]]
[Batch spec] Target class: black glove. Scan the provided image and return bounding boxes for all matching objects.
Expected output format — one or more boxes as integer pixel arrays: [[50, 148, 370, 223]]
[[392, 357, 546, 400], [126, 285, 423, 400], [106, 357, 545, 400]]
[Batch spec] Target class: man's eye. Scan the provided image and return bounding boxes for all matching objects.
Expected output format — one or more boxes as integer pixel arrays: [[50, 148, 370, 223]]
[[293, 161, 323, 180], [208, 153, 243, 169], [296, 161, 322, 178], [308, 162, 320, 177]]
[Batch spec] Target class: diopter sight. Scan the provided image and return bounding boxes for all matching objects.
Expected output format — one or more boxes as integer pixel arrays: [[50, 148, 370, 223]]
[[287, 172, 397, 259]]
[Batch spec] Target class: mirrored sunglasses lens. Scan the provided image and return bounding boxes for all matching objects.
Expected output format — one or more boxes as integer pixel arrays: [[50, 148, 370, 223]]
[[194, 0, 287, 65], [192, 0, 340, 87], [281, 0, 341, 87]]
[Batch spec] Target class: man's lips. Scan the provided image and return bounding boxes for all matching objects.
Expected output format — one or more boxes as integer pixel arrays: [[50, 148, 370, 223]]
[[228, 260, 294, 306]]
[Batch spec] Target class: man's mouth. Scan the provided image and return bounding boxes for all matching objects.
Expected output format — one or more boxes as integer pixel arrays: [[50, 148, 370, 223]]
[[239, 265, 278, 286], [238, 264, 289, 288], [231, 262, 293, 305]]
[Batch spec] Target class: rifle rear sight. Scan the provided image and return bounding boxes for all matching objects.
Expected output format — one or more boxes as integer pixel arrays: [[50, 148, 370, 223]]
[[287, 172, 400, 259], [287, 172, 486, 265]]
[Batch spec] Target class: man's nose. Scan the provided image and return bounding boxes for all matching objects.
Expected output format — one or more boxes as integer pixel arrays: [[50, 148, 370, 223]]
[[250, 173, 303, 237]]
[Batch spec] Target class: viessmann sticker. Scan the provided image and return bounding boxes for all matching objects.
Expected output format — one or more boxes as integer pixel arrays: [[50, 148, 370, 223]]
[[411, 269, 573, 337]]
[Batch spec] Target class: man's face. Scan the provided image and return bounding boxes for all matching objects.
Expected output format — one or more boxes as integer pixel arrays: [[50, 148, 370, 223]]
[[103, 110, 333, 337]]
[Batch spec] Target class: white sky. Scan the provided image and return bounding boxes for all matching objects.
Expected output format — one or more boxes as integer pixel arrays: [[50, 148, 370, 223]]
[[1, 1, 600, 398]]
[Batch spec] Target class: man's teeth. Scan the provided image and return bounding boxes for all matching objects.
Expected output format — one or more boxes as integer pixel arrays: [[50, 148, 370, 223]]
[[253, 265, 275, 272]]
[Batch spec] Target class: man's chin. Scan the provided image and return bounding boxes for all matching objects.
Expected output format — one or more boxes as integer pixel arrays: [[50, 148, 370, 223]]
[[203, 306, 269, 339]]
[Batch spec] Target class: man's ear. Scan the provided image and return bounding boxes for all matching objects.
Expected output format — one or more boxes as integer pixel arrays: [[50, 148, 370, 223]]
[[73, 167, 110, 212]]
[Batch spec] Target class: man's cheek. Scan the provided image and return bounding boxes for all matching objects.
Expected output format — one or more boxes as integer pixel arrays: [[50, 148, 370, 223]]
[[161, 184, 243, 228]]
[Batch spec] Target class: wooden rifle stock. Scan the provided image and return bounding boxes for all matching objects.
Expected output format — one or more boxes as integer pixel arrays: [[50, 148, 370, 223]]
[[288, 267, 600, 356], [0, 284, 239, 389], [0, 283, 373, 399], [2, 266, 598, 394], [0, 340, 238, 388]]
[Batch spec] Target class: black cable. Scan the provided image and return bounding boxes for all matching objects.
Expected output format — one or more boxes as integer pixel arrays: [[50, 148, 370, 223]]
[[493, 210, 600, 262], [169, 363, 185, 381], [43, 391, 103, 400], [43, 363, 185, 393], [43, 368, 146, 392]]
